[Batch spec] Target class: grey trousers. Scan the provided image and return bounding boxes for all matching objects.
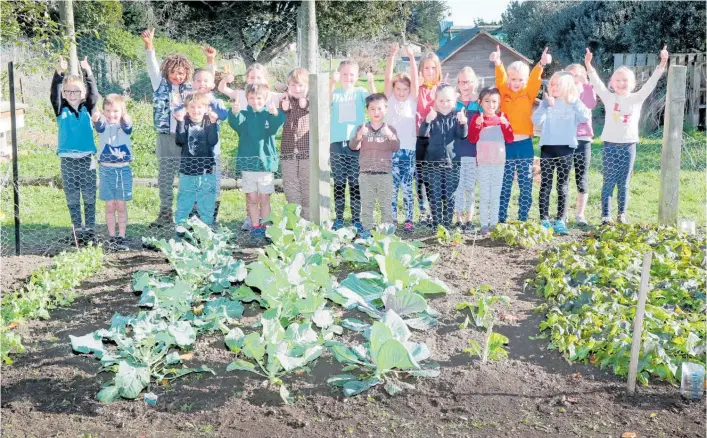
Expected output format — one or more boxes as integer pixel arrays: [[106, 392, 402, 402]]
[[281, 158, 310, 220], [359, 172, 393, 231], [157, 133, 181, 213], [60, 156, 96, 229]]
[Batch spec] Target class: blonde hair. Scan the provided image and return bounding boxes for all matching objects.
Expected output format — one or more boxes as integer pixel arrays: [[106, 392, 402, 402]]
[[418, 52, 442, 84], [456, 66, 478, 90], [183, 92, 210, 108], [246, 63, 269, 83], [160, 54, 193, 82], [62, 75, 86, 96], [435, 85, 456, 101], [392, 72, 411, 89], [245, 83, 270, 97], [610, 66, 637, 92], [287, 67, 309, 85], [338, 59, 359, 72], [103, 93, 126, 110], [566, 63, 587, 81], [507, 61, 530, 79], [549, 71, 579, 103]]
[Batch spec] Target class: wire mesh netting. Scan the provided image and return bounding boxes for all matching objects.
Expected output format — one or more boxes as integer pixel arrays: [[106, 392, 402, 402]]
[[1, 15, 705, 257]]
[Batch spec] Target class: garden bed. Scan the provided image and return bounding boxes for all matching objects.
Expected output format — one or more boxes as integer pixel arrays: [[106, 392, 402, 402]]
[[0, 233, 703, 438]]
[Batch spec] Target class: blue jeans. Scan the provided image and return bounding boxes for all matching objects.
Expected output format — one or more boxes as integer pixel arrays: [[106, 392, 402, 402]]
[[499, 138, 534, 223], [330, 142, 360, 222], [425, 162, 460, 227], [175, 173, 217, 225], [601, 142, 636, 217], [391, 149, 415, 223]]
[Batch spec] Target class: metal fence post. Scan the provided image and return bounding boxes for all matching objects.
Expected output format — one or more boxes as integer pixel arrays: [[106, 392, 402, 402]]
[[9, 62, 21, 255]]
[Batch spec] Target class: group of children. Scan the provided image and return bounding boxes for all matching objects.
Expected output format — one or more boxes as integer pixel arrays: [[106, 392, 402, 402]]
[[51, 27, 669, 247]]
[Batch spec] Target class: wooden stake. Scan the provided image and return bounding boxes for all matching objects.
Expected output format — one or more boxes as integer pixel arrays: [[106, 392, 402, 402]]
[[627, 252, 653, 394]]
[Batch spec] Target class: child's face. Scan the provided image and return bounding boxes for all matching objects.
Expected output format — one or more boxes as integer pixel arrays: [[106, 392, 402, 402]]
[[435, 90, 455, 115], [193, 71, 215, 94], [246, 69, 267, 85], [247, 92, 266, 111], [366, 100, 387, 123], [393, 81, 410, 101], [288, 80, 307, 99], [104, 103, 123, 124], [62, 83, 84, 107], [339, 65, 358, 88], [168, 67, 188, 86], [610, 71, 631, 96], [457, 72, 476, 97], [422, 60, 438, 82], [566, 67, 585, 85], [480, 93, 500, 115], [187, 101, 208, 121], [507, 70, 528, 92]]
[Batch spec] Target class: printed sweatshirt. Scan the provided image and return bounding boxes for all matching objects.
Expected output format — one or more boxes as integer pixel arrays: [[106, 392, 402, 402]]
[[93, 115, 133, 165]]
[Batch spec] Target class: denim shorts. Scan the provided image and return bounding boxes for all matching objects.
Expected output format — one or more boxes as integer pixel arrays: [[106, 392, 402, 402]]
[[99, 165, 133, 201]]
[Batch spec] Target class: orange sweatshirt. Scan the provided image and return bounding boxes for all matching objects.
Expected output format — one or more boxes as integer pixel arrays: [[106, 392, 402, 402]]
[[495, 63, 544, 137]]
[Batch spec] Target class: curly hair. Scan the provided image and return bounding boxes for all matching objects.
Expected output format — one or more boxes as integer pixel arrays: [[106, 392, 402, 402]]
[[160, 54, 194, 82]]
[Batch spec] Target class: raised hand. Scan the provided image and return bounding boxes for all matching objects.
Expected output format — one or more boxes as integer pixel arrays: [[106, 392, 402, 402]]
[[280, 94, 290, 111], [332, 71, 340, 84], [426, 108, 438, 123], [79, 56, 92, 75], [381, 124, 394, 139], [584, 48, 593, 68], [544, 92, 555, 107], [231, 99, 241, 114], [540, 47, 552, 66], [224, 74, 235, 84], [267, 102, 278, 116], [499, 114, 509, 125], [56, 56, 68, 73], [404, 44, 415, 58], [208, 110, 218, 123], [91, 108, 101, 123], [659, 45, 669, 69], [456, 110, 467, 125], [141, 28, 155, 50], [389, 42, 400, 57], [475, 113, 485, 127], [298, 97, 307, 108], [173, 109, 185, 122], [367, 69, 375, 85], [443, 72, 449, 84], [356, 124, 370, 139], [489, 45, 501, 65], [203, 45, 217, 62]]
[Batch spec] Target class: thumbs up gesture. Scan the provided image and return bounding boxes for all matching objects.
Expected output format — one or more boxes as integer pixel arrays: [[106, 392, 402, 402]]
[[544, 92, 555, 107], [489, 45, 501, 66], [280, 94, 290, 111], [91, 108, 101, 123], [456, 110, 467, 125], [540, 47, 552, 67], [267, 102, 278, 116], [659, 45, 669, 69], [475, 113, 485, 127], [426, 108, 438, 123], [356, 124, 370, 139]]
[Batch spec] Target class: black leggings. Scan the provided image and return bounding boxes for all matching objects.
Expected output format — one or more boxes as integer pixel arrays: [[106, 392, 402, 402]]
[[415, 136, 432, 213], [573, 140, 591, 194], [539, 145, 574, 221]]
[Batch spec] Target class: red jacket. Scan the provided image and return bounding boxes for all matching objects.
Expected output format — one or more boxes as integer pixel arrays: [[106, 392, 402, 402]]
[[468, 112, 514, 144]]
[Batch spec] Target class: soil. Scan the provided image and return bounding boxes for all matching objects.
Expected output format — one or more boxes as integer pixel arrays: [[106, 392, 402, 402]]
[[1, 235, 704, 438]]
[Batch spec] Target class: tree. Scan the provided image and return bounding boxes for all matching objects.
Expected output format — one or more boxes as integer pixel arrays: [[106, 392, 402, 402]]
[[405, 1, 450, 47]]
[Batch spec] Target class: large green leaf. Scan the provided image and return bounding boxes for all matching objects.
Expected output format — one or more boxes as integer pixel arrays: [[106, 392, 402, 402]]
[[70, 333, 105, 358], [115, 362, 150, 399], [241, 332, 266, 361], [168, 321, 196, 347], [96, 385, 121, 403], [226, 359, 260, 374], [375, 255, 411, 287], [342, 378, 382, 397], [375, 339, 419, 372], [382, 289, 427, 316]]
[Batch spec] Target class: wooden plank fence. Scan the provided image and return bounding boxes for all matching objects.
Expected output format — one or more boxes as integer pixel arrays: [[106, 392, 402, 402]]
[[614, 52, 705, 128]]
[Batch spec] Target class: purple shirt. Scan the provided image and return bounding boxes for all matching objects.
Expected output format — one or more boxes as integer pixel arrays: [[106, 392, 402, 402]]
[[577, 83, 597, 139]]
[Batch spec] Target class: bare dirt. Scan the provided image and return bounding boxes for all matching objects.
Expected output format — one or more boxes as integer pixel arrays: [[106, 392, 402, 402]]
[[1, 236, 704, 438]]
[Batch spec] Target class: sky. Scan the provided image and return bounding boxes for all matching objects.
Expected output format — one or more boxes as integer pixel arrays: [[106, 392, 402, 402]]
[[445, 0, 513, 25]]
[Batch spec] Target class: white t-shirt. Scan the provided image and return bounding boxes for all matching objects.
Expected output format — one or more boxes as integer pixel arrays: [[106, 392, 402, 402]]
[[385, 94, 416, 151]]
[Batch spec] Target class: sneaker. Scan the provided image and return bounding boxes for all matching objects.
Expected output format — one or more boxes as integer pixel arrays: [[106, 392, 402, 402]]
[[114, 236, 130, 252], [576, 215, 588, 226], [480, 226, 490, 236], [80, 228, 95, 245], [541, 220, 552, 229], [251, 226, 266, 239], [601, 216, 614, 226], [553, 220, 568, 235], [331, 219, 344, 231], [403, 221, 414, 233], [241, 216, 253, 231], [353, 222, 364, 234], [617, 213, 628, 224]]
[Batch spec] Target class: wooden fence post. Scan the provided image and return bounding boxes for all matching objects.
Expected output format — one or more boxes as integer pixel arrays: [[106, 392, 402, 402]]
[[658, 65, 688, 225], [58, 0, 79, 76], [627, 252, 653, 394]]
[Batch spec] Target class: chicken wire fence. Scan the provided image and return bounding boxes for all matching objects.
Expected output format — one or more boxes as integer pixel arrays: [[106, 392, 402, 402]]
[[1, 20, 705, 256]]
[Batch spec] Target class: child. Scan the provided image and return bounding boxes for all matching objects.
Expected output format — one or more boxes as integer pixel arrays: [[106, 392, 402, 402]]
[[329, 60, 374, 231], [490, 45, 551, 223], [183, 65, 229, 221], [228, 84, 286, 239], [173, 93, 219, 230], [383, 43, 418, 232], [531, 72, 591, 234], [92, 94, 133, 251], [467, 88, 514, 235], [142, 28, 196, 228], [415, 52, 445, 224], [51, 56, 100, 244], [453, 67, 481, 231], [565, 63, 597, 226], [585, 46, 669, 225], [350, 94, 401, 238], [418, 86, 468, 228], [280, 68, 311, 220]]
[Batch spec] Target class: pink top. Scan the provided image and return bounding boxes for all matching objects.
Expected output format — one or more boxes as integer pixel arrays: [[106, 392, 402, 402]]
[[415, 85, 436, 131], [576, 83, 597, 140]]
